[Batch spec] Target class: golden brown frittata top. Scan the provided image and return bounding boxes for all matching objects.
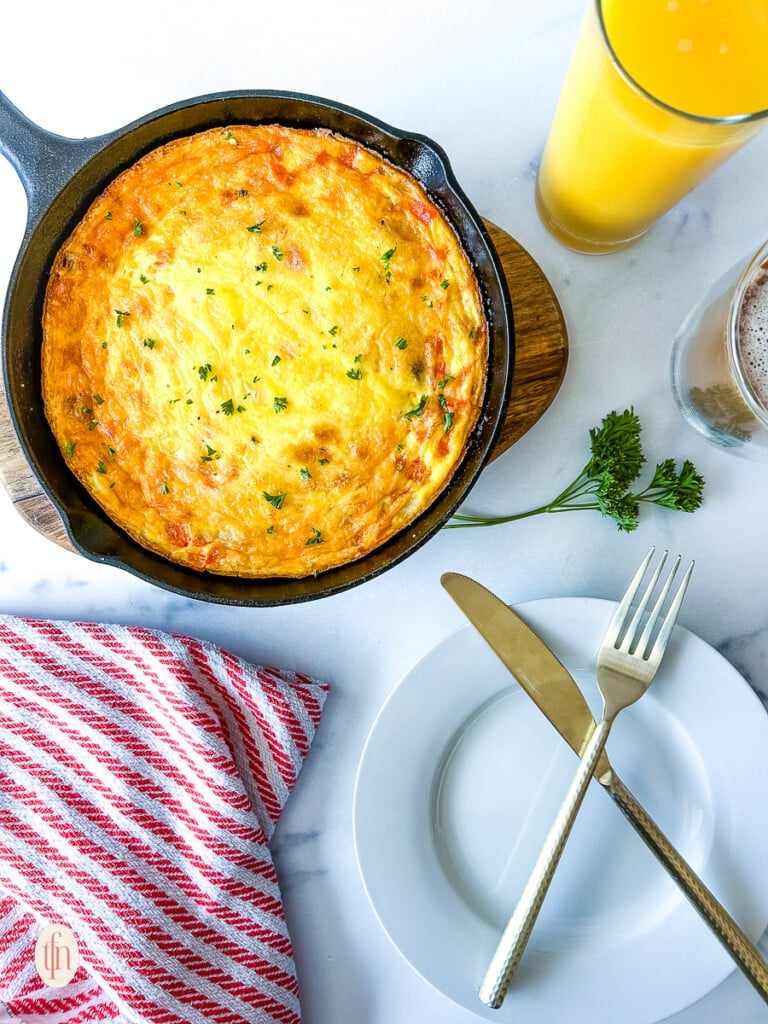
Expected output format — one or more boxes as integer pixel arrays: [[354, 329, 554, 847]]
[[41, 124, 488, 577]]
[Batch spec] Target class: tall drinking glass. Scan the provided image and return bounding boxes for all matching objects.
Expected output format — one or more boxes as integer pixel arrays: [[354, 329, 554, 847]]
[[536, 0, 768, 254]]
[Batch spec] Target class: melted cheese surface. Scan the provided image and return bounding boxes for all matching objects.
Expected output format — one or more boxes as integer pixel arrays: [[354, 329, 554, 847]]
[[42, 125, 488, 577]]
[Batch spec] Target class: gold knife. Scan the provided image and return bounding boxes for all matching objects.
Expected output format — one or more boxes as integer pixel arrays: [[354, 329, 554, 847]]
[[441, 571, 768, 1004]]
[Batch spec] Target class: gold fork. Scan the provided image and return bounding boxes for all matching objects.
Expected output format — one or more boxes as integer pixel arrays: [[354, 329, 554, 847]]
[[479, 549, 694, 1008]]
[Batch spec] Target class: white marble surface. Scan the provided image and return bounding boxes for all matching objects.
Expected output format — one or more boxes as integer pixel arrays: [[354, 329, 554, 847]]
[[1, 1, 768, 1021]]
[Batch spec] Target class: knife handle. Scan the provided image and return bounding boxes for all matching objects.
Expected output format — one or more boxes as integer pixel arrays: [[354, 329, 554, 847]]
[[605, 773, 768, 1004], [478, 716, 612, 1008]]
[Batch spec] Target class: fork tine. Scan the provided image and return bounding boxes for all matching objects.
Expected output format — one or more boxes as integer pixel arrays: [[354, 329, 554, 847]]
[[604, 548, 655, 648], [622, 550, 668, 652], [648, 559, 695, 662], [633, 554, 681, 656]]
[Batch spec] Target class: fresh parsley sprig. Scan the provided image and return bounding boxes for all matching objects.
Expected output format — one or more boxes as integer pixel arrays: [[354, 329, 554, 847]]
[[446, 409, 704, 533]]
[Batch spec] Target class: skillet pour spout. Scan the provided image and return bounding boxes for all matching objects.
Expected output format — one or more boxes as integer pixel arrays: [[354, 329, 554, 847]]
[[0, 89, 513, 605]]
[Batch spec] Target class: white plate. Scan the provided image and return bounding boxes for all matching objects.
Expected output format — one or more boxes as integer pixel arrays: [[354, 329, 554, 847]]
[[353, 597, 768, 1024]]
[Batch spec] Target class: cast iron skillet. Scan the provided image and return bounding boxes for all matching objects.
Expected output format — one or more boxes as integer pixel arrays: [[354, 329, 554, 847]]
[[0, 89, 513, 606]]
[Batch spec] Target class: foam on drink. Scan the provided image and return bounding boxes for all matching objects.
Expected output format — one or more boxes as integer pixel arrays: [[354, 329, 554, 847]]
[[737, 263, 768, 414]]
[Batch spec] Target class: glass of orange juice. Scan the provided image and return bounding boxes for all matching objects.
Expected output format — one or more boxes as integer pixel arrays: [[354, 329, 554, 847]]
[[536, 0, 768, 254]]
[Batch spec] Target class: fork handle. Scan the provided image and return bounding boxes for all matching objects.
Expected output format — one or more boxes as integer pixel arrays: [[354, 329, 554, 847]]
[[479, 716, 612, 1008], [604, 773, 768, 1004]]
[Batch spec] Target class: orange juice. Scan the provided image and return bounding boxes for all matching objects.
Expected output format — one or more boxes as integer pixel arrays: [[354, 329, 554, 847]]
[[536, 0, 768, 253]]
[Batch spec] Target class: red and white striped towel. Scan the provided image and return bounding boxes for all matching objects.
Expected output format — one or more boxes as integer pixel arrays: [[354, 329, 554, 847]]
[[0, 615, 328, 1024]]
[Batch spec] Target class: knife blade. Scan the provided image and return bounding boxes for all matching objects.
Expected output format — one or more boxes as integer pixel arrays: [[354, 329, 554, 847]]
[[440, 571, 768, 1004]]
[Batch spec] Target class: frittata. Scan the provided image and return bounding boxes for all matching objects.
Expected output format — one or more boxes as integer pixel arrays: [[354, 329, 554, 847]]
[[41, 124, 488, 577]]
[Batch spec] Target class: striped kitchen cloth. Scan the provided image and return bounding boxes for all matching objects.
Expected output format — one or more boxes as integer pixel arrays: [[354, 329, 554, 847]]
[[0, 614, 329, 1024]]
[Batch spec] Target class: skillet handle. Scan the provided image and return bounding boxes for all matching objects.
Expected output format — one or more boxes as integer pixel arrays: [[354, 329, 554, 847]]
[[0, 90, 108, 228]]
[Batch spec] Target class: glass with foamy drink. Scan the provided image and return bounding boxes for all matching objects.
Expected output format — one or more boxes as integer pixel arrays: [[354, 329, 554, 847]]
[[671, 240, 768, 460]]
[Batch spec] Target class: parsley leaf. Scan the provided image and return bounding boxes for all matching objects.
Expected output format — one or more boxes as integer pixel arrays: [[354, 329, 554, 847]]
[[263, 491, 287, 509], [201, 444, 220, 463], [404, 395, 428, 419]]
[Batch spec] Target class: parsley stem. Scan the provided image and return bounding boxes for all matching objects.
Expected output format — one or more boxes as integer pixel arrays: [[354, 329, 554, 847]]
[[446, 499, 602, 528]]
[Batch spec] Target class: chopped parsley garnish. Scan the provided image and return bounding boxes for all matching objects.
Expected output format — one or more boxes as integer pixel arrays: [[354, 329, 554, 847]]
[[140, 274, 149, 284], [395, 337, 408, 350], [438, 374, 455, 388], [93, 394, 104, 405], [201, 444, 220, 463], [438, 390, 454, 431], [273, 396, 288, 413], [263, 491, 287, 509], [300, 467, 311, 479], [346, 368, 362, 380], [254, 261, 268, 272], [96, 461, 107, 474], [206, 287, 215, 295], [382, 247, 396, 282], [272, 355, 281, 366], [104, 212, 112, 220], [220, 399, 235, 416], [115, 310, 130, 327], [198, 363, 213, 381], [64, 441, 76, 458], [144, 338, 156, 349], [248, 221, 265, 233], [272, 246, 283, 261], [440, 279, 449, 290], [305, 528, 323, 545], [133, 220, 143, 236], [404, 395, 428, 419], [160, 482, 170, 494], [328, 325, 340, 336]]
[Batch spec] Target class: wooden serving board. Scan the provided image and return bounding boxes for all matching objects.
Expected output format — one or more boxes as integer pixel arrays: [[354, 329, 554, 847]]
[[0, 221, 568, 552], [483, 220, 568, 456]]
